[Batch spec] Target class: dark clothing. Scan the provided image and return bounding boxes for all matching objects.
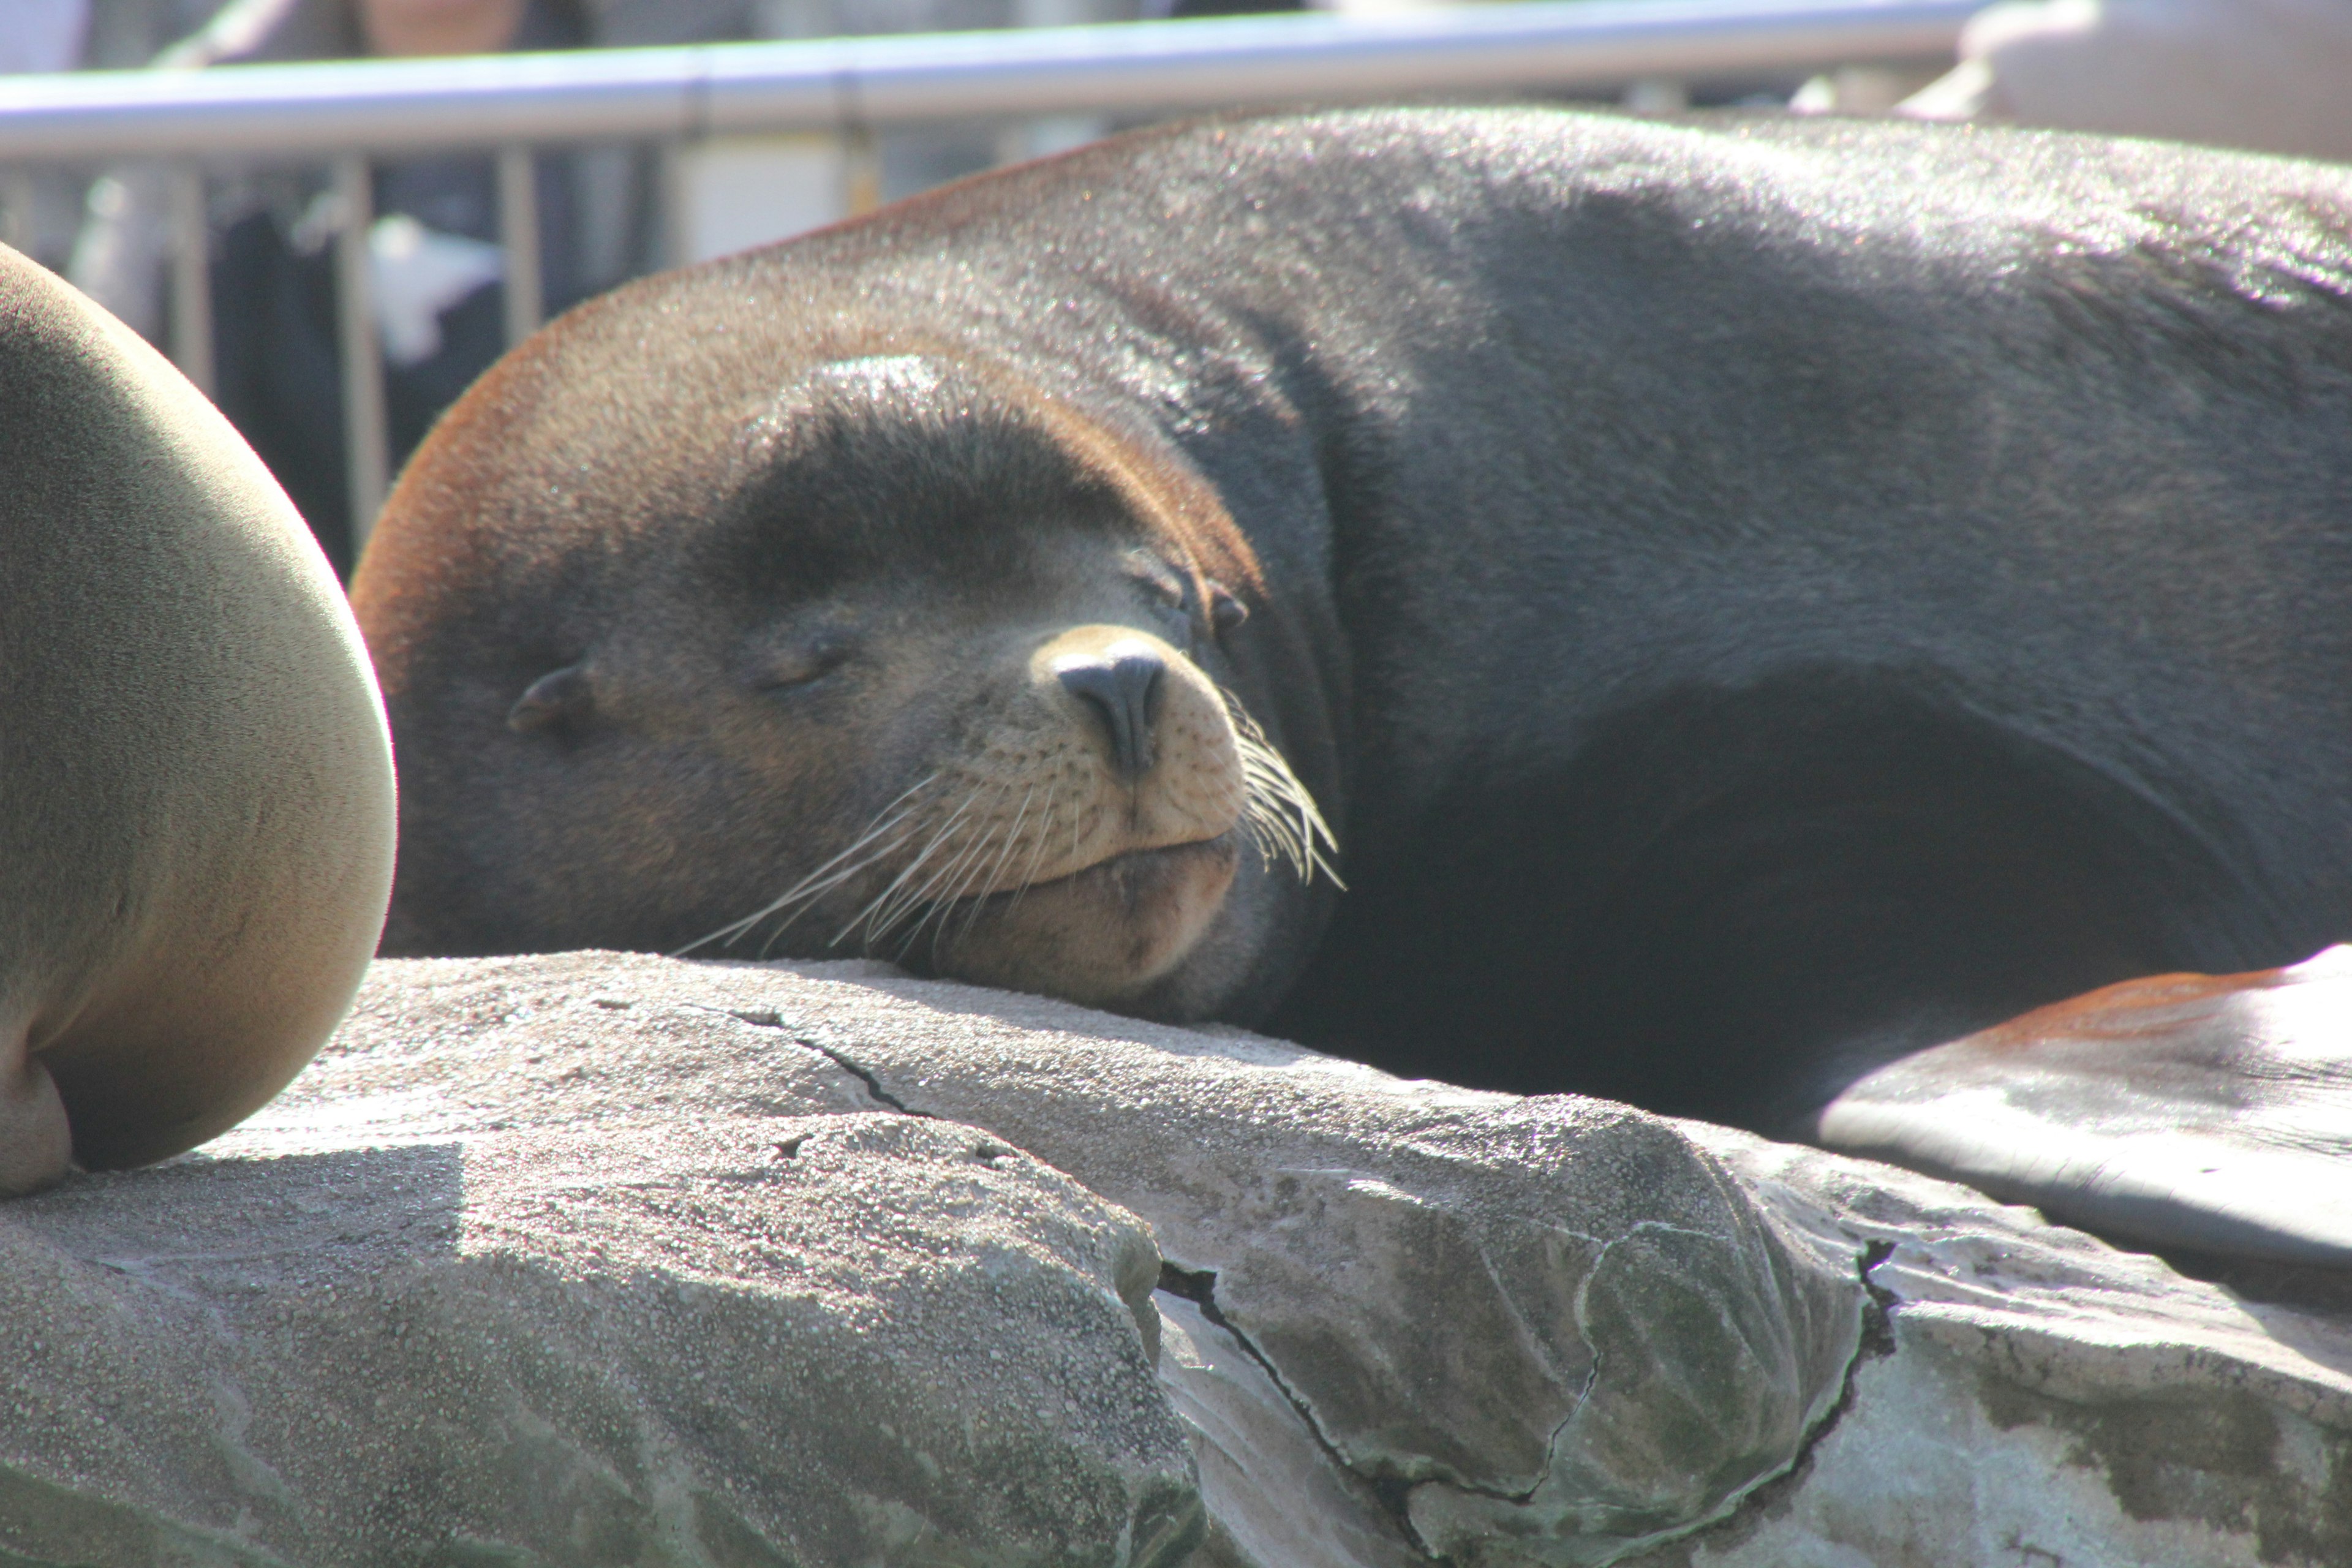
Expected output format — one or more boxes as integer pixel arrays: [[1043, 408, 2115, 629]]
[[206, 0, 602, 576], [211, 146, 589, 576]]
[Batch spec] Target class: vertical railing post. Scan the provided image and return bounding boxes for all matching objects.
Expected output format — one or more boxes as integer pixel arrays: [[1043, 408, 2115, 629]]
[[167, 163, 214, 398], [495, 143, 541, 347], [659, 141, 693, 270], [0, 171, 34, 257], [333, 153, 390, 554], [842, 124, 881, 217]]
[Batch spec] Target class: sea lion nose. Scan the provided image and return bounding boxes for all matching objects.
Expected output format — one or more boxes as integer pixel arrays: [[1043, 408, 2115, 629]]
[[1056, 646, 1167, 782]]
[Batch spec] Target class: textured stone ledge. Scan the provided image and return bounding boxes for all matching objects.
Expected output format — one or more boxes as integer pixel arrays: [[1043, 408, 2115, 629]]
[[3, 952, 2347, 1566]]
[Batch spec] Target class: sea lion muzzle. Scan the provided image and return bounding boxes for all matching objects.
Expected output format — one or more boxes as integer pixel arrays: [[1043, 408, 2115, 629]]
[[1052, 637, 1169, 783]]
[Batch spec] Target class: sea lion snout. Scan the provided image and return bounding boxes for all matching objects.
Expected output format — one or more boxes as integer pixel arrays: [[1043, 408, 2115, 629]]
[[1050, 636, 1167, 782], [671, 619, 1259, 1008], [988, 622, 1246, 873]]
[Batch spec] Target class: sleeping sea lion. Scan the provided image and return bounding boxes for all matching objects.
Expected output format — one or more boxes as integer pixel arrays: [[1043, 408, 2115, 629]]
[[0, 244, 398, 1196], [351, 108, 2352, 1259]]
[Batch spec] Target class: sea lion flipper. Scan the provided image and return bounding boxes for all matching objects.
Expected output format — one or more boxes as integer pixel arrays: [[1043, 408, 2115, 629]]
[[1817, 949, 2352, 1265], [0, 1036, 72, 1197]]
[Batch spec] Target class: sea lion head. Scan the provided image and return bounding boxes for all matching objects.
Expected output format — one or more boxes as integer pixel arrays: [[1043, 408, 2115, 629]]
[[356, 334, 1337, 1023]]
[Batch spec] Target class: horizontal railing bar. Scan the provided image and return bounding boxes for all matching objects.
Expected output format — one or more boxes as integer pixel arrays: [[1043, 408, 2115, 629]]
[[0, 0, 1970, 163]]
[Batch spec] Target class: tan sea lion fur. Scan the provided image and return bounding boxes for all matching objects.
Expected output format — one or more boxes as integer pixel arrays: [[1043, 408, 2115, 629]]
[[0, 245, 398, 1196]]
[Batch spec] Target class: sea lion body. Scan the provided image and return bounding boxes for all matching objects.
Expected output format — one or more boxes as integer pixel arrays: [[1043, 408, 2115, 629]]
[[356, 110, 2352, 1158], [1, 245, 398, 1195]]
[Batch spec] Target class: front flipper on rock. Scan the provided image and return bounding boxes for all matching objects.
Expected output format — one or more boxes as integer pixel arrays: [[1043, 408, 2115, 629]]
[[1817, 947, 2352, 1267], [0, 1025, 70, 1199]]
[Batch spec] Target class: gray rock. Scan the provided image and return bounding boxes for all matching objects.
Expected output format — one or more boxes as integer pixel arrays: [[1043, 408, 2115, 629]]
[[0, 964, 1198, 1567], [6, 951, 2351, 1565], [1667, 1130, 2352, 1567]]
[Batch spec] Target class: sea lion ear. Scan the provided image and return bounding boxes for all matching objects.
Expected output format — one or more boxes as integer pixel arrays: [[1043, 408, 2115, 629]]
[[507, 665, 592, 734], [1206, 580, 1248, 633]]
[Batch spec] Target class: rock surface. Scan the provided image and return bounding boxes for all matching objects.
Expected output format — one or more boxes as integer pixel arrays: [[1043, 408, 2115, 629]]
[[4, 952, 2351, 1566]]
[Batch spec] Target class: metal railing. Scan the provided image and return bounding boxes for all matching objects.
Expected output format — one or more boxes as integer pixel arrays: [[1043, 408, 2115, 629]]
[[0, 0, 1972, 546]]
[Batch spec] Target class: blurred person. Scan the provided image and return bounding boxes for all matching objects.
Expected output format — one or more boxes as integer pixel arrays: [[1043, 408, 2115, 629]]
[[0, 0, 254, 75], [70, 0, 760, 575], [2, 1, 244, 271], [1, 0, 89, 74], [1898, 0, 2352, 164], [0, 0, 90, 268]]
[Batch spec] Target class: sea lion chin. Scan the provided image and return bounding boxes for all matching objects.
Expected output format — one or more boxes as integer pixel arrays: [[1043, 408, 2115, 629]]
[[932, 835, 1244, 1007]]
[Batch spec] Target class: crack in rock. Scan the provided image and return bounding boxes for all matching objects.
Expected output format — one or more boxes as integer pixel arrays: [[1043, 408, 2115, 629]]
[[1159, 1261, 1439, 1559], [688, 1003, 932, 1119], [791, 1035, 930, 1119], [1671, 1237, 1901, 1554]]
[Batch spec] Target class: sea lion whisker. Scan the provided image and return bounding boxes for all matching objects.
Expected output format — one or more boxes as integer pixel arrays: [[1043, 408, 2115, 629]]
[[727, 814, 919, 949], [1004, 791, 1058, 918], [904, 808, 1006, 957], [1245, 809, 1310, 882], [858, 831, 967, 948], [696, 794, 935, 952], [748, 823, 924, 958], [1219, 692, 1339, 886], [955, 784, 1038, 944], [1253, 788, 1335, 883], [676, 774, 941, 956], [921, 815, 1012, 964], [1242, 757, 1335, 878], [922, 778, 1031, 935], [1242, 793, 1304, 870], [893, 782, 1023, 960], [861, 776, 1018, 946], [838, 790, 983, 948]]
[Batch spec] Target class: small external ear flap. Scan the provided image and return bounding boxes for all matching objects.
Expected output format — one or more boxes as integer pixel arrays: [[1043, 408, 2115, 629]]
[[1206, 580, 1248, 633], [508, 665, 592, 734]]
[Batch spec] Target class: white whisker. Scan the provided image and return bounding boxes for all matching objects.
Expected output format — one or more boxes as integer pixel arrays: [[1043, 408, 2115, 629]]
[[752, 823, 920, 959], [1005, 790, 1057, 916], [1221, 687, 1341, 887], [905, 794, 1013, 957], [920, 814, 1009, 963], [869, 774, 1016, 947], [838, 788, 982, 947], [674, 772, 940, 957], [955, 783, 1036, 943]]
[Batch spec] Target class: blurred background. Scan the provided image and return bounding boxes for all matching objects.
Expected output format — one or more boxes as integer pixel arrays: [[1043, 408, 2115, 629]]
[[3, 0, 2344, 577]]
